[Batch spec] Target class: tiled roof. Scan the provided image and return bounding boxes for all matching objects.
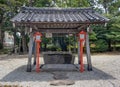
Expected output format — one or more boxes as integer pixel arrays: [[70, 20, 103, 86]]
[[11, 6, 109, 23]]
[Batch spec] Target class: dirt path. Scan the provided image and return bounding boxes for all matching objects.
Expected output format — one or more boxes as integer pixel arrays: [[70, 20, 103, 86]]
[[0, 54, 120, 87]]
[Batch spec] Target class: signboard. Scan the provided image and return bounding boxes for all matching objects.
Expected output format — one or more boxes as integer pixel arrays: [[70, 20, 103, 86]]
[[36, 36, 41, 40], [46, 33, 52, 38], [80, 34, 84, 39]]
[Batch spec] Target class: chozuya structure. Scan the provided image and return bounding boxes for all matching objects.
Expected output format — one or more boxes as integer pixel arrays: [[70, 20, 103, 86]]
[[11, 6, 109, 72]]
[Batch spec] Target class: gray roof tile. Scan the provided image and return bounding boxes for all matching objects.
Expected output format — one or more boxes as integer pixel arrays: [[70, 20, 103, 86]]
[[11, 6, 109, 23]]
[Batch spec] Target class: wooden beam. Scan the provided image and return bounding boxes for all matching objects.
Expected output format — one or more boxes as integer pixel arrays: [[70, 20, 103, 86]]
[[34, 28, 78, 33], [77, 24, 88, 31], [14, 21, 107, 25]]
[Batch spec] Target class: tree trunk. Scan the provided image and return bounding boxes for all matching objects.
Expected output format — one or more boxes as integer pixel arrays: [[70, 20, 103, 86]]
[[113, 41, 116, 51], [1, 30, 4, 48], [0, 12, 4, 49], [0, 26, 1, 41], [21, 31, 27, 54], [44, 43, 47, 51], [0, 24, 4, 49], [0, 31, 1, 40], [103, 0, 108, 14], [108, 39, 112, 51], [29, 0, 33, 6], [13, 29, 17, 53]]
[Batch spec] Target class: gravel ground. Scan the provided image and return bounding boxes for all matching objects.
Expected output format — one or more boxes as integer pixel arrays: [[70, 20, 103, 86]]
[[0, 54, 120, 87]]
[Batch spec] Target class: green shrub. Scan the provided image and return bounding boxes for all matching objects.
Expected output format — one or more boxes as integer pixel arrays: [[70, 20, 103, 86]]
[[92, 39, 108, 52], [47, 45, 61, 51], [0, 48, 11, 54]]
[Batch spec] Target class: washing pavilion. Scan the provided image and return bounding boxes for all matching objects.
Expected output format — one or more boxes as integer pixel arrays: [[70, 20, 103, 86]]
[[11, 6, 109, 72]]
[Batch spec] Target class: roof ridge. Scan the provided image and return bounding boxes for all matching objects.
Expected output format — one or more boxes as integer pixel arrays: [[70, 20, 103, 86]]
[[21, 6, 94, 13], [21, 6, 93, 9]]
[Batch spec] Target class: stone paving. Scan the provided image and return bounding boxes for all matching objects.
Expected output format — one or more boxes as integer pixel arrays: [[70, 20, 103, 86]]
[[0, 54, 120, 87]]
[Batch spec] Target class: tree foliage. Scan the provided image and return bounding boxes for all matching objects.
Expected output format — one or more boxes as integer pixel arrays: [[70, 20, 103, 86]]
[[0, 0, 120, 52], [0, 0, 29, 50], [34, 0, 90, 7]]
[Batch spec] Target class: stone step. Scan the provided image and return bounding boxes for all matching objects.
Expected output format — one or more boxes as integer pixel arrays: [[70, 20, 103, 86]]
[[41, 64, 79, 71]]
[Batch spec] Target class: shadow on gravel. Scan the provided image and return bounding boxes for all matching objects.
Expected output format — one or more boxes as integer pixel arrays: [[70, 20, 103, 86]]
[[0, 65, 116, 82]]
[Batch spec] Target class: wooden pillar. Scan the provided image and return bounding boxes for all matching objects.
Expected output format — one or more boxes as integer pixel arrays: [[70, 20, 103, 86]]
[[78, 37, 80, 64], [85, 31, 92, 71], [18, 36, 22, 54], [33, 41, 36, 65], [27, 33, 34, 72], [13, 28, 17, 54], [74, 33, 76, 53]]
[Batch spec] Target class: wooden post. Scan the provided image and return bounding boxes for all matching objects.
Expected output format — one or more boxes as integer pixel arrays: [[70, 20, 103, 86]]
[[74, 34, 76, 53], [34, 32, 42, 72], [27, 33, 34, 72], [80, 39, 84, 72], [78, 37, 80, 64], [18, 37, 21, 54], [13, 28, 17, 54], [36, 41, 40, 72], [85, 31, 92, 71], [33, 41, 36, 65]]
